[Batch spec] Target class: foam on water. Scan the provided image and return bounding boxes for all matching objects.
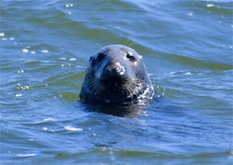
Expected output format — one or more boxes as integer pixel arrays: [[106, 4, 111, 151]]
[[17, 154, 36, 158], [64, 126, 83, 131], [41, 50, 49, 53]]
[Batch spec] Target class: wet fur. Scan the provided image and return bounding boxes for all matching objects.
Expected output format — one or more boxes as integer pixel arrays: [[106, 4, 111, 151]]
[[80, 45, 154, 105]]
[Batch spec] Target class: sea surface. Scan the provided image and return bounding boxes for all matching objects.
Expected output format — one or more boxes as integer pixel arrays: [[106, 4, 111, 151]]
[[1, 0, 233, 164]]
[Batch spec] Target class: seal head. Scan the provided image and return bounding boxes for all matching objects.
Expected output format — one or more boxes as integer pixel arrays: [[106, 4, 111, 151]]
[[80, 45, 154, 105]]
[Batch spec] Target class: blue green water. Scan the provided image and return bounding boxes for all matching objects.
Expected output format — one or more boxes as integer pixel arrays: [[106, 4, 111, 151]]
[[1, 0, 233, 164]]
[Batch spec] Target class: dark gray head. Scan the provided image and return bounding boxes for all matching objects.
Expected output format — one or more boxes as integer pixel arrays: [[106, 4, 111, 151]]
[[80, 45, 154, 105]]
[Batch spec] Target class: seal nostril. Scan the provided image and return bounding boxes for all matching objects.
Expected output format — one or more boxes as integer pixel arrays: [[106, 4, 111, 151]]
[[105, 67, 117, 75], [112, 68, 117, 74]]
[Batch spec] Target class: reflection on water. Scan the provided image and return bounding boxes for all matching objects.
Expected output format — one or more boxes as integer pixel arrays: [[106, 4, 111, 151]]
[[83, 103, 150, 117]]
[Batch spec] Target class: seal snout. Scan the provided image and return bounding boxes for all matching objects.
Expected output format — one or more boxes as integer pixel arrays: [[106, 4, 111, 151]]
[[104, 62, 125, 74], [104, 67, 117, 77], [101, 61, 126, 81]]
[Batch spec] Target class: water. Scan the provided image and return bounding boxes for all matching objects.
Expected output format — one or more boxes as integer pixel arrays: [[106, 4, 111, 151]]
[[1, 0, 232, 164]]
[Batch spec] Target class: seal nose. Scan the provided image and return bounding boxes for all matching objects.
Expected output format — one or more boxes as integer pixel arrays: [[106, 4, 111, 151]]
[[103, 61, 126, 76], [104, 66, 118, 77], [101, 61, 126, 82], [101, 64, 126, 86]]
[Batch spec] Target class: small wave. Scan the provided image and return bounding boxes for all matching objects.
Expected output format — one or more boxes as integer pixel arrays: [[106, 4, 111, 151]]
[[17, 154, 36, 158], [43, 118, 55, 122], [160, 52, 232, 70], [64, 126, 83, 131], [201, 0, 232, 3]]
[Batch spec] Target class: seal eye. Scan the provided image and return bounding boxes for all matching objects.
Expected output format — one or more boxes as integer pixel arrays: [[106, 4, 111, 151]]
[[126, 53, 136, 62], [96, 53, 106, 63]]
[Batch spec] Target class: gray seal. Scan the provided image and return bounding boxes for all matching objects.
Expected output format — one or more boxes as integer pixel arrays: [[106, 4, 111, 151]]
[[80, 44, 154, 105]]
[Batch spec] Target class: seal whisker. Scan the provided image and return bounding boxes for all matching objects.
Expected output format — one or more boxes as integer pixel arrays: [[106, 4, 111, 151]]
[[125, 85, 133, 97], [93, 82, 103, 95], [95, 43, 104, 49], [124, 39, 130, 47], [128, 42, 136, 47], [86, 81, 104, 96], [125, 83, 136, 96]]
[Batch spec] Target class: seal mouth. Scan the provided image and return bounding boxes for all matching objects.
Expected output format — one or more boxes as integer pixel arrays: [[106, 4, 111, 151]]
[[98, 78, 128, 99], [84, 76, 150, 104], [100, 75, 126, 91]]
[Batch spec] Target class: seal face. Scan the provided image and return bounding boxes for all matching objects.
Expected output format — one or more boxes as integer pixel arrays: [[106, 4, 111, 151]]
[[80, 44, 154, 105]]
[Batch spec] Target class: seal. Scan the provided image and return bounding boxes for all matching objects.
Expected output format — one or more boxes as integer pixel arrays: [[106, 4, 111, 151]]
[[80, 44, 154, 105]]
